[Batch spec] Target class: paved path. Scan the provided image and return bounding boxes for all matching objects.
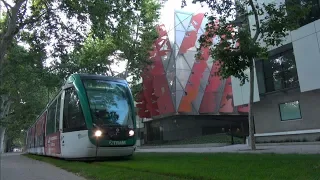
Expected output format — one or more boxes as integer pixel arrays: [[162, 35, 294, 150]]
[[0, 153, 86, 180], [137, 144, 320, 154]]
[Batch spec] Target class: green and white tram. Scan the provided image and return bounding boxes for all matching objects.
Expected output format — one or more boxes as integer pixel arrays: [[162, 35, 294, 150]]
[[26, 74, 137, 159]]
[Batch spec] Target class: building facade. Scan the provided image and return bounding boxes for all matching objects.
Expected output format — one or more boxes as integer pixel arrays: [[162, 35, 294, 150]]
[[136, 8, 249, 143], [136, 0, 320, 144], [231, 0, 320, 142]]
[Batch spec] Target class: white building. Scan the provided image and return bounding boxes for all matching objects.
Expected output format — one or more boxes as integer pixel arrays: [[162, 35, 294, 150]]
[[232, 0, 320, 142]]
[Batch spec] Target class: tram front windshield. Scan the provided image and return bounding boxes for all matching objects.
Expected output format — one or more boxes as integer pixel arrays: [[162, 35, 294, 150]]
[[82, 79, 134, 128]]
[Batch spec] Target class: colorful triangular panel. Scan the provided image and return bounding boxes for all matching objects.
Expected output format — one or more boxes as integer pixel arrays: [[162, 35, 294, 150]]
[[175, 90, 184, 111], [193, 89, 204, 112], [176, 55, 191, 70], [183, 51, 197, 68], [176, 69, 191, 90], [175, 30, 185, 49], [137, 10, 249, 119], [176, 12, 192, 31], [175, 14, 186, 31], [219, 78, 234, 113]]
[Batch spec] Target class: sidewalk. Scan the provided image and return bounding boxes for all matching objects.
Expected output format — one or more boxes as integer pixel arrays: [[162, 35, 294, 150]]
[[0, 153, 86, 180], [139, 143, 228, 149], [136, 143, 320, 154]]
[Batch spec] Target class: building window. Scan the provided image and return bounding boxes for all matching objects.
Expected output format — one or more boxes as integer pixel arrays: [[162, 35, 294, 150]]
[[262, 49, 299, 93], [279, 101, 302, 121], [286, 0, 320, 28]]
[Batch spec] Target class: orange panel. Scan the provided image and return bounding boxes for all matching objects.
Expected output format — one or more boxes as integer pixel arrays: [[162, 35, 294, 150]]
[[219, 78, 234, 113], [179, 13, 205, 54], [199, 61, 223, 113]]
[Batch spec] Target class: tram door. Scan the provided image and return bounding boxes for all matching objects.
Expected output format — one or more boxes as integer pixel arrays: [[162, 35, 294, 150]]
[[45, 93, 62, 156], [60, 87, 88, 158]]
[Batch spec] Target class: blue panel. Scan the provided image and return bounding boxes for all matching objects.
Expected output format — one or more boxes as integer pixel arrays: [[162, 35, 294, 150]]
[[200, 16, 209, 33], [165, 53, 176, 111], [176, 69, 191, 90], [200, 70, 210, 90], [173, 44, 179, 58], [175, 90, 184, 111], [193, 89, 204, 113], [176, 55, 191, 70], [175, 14, 185, 31], [183, 51, 197, 68], [166, 50, 176, 71], [176, 12, 192, 32], [175, 30, 185, 49]]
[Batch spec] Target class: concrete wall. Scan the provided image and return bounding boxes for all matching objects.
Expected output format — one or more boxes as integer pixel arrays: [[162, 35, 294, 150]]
[[243, 0, 320, 141], [256, 133, 320, 143], [231, 67, 261, 106], [291, 19, 320, 92], [253, 88, 320, 136], [147, 116, 246, 141]]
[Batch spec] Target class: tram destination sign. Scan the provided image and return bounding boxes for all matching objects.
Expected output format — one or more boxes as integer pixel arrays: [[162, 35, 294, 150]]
[[109, 140, 126, 146]]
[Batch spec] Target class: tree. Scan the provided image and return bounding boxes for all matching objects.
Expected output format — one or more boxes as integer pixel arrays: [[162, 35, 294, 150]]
[[1, 0, 160, 74], [182, 0, 312, 150], [0, 42, 51, 138], [0, 0, 161, 142], [51, 0, 161, 94], [111, 0, 160, 83]]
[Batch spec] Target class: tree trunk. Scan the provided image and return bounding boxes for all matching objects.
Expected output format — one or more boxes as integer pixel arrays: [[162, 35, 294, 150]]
[[124, 61, 129, 79], [0, 0, 26, 66], [248, 58, 256, 150]]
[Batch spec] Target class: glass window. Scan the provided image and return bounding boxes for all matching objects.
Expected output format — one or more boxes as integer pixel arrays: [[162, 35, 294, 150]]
[[82, 79, 134, 128], [63, 87, 87, 132], [263, 49, 299, 93], [55, 95, 61, 132], [279, 101, 302, 121], [46, 100, 57, 135]]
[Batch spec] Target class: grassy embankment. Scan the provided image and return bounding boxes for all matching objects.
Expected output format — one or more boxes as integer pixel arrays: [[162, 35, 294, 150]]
[[25, 152, 320, 180]]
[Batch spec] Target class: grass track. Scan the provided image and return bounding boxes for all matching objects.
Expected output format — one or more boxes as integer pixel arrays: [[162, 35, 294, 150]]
[[25, 153, 320, 180]]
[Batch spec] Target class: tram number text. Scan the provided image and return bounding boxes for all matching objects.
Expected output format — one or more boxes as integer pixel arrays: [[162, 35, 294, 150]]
[[109, 141, 126, 146]]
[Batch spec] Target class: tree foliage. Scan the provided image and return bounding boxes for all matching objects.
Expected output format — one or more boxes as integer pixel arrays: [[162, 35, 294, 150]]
[[0, 42, 51, 138], [0, 0, 161, 142]]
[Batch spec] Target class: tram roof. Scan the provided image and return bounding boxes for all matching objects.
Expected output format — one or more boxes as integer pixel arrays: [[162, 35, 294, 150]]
[[70, 73, 128, 84]]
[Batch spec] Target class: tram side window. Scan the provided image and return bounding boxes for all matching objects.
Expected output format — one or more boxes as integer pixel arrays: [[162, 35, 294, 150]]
[[55, 95, 61, 132], [63, 87, 87, 132], [46, 100, 57, 135]]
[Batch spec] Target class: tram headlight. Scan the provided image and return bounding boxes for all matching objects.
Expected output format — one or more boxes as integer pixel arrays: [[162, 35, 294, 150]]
[[129, 130, 134, 136], [94, 130, 102, 137]]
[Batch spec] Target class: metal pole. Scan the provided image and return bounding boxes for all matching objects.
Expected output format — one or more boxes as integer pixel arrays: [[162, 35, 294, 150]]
[[241, 122, 245, 144], [230, 124, 234, 145], [95, 137, 99, 159]]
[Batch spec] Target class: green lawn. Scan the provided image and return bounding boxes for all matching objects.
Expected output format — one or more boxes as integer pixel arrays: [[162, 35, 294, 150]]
[[25, 153, 320, 180]]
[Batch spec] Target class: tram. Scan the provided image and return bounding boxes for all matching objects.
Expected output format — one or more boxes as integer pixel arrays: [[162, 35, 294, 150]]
[[26, 74, 136, 159]]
